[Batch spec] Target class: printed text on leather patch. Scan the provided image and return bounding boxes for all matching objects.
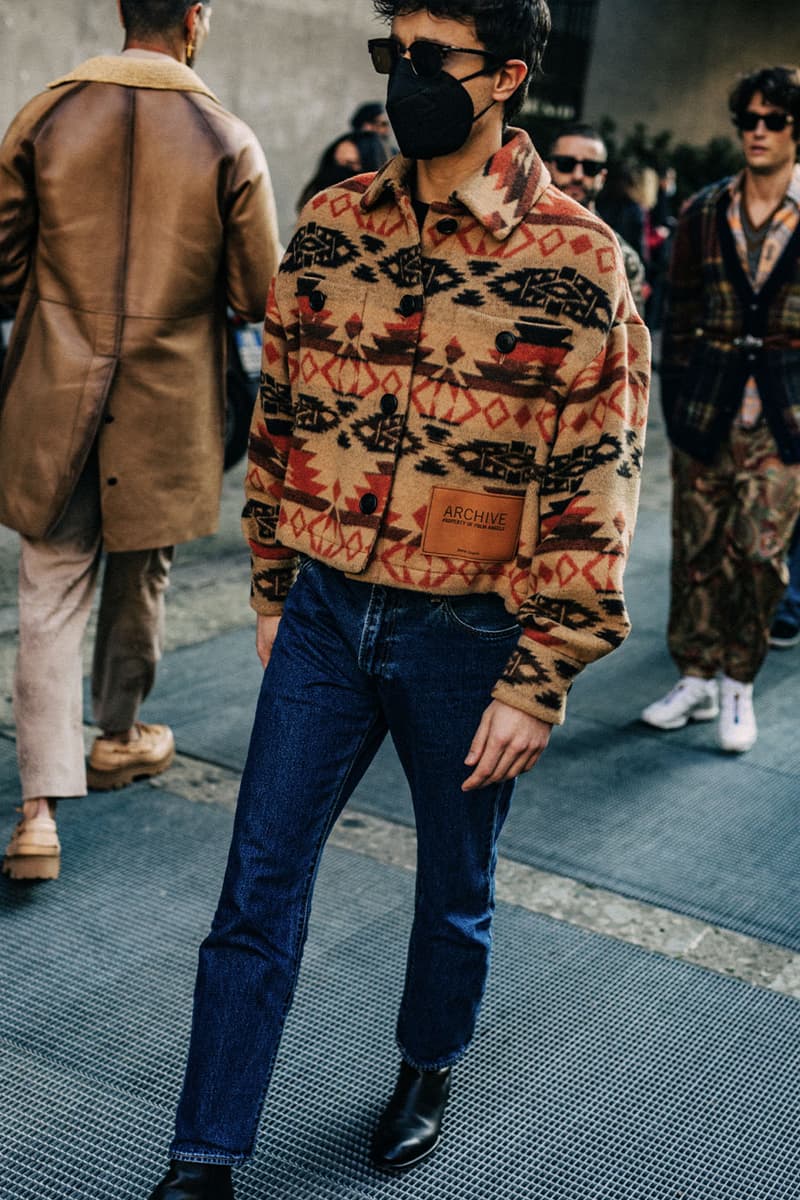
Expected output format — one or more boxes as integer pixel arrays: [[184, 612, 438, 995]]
[[422, 487, 524, 562]]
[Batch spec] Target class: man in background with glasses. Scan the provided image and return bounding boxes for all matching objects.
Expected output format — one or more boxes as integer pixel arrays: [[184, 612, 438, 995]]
[[149, 3, 649, 1196], [547, 122, 645, 315], [642, 66, 800, 753]]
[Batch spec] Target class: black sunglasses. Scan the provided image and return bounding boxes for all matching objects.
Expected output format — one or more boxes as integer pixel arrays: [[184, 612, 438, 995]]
[[734, 110, 794, 132], [550, 155, 607, 177], [368, 36, 500, 79]]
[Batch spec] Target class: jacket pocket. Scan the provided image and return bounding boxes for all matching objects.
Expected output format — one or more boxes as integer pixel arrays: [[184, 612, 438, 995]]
[[440, 592, 519, 639]]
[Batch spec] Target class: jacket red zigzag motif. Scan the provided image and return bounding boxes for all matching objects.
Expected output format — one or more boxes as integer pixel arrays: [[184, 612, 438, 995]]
[[243, 129, 651, 723]]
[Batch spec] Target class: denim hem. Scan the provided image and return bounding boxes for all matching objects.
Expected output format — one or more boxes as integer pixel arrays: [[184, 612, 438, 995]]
[[168, 1146, 247, 1166], [396, 1037, 467, 1073]]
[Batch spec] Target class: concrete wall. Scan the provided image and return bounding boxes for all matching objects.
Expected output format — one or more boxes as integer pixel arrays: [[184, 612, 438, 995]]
[[3, 0, 798, 235], [583, 0, 799, 145], [0, 0, 386, 241]]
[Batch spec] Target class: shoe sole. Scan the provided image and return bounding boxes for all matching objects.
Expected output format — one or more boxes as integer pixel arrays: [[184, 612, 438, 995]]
[[719, 735, 757, 754], [372, 1135, 441, 1173], [769, 637, 800, 649], [641, 705, 719, 730], [86, 746, 175, 791], [2, 853, 60, 880]]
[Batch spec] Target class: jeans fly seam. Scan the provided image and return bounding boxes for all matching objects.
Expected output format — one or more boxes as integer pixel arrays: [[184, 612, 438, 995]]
[[357, 584, 383, 674]]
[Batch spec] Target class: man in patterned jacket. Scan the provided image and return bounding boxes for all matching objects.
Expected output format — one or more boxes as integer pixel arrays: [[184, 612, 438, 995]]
[[641, 66, 800, 752], [150, 2, 650, 1196]]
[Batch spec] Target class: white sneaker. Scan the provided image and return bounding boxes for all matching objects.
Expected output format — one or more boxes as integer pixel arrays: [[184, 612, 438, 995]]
[[718, 676, 757, 753], [641, 676, 720, 730]]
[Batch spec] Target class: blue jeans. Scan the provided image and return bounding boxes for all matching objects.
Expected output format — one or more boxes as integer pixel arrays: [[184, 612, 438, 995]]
[[775, 516, 800, 625], [170, 559, 518, 1163]]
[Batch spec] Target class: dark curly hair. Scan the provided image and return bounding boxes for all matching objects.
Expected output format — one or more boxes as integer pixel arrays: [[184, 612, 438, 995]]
[[729, 66, 800, 141], [371, 0, 551, 121], [120, 0, 198, 36]]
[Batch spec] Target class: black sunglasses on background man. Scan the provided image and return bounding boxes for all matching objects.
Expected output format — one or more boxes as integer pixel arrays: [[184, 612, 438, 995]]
[[733, 110, 794, 132], [549, 155, 606, 176]]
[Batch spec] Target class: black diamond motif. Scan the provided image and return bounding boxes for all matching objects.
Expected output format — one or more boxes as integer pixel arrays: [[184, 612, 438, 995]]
[[380, 245, 423, 290], [353, 413, 405, 454], [469, 260, 502, 277], [259, 375, 292, 417], [423, 424, 452, 446], [415, 455, 450, 477], [521, 595, 601, 632], [282, 222, 360, 272], [361, 234, 386, 254], [352, 263, 379, 284], [242, 499, 279, 542], [453, 289, 485, 308], [542, 434, 623, 496], [448, 438, 540, 486], [421, 257, 465, 296], [295, 394, 341, 434], [488, 265, 612, 331]]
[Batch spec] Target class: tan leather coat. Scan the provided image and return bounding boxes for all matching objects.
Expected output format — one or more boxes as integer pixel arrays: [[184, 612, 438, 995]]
[[0, 56, 280, 550]]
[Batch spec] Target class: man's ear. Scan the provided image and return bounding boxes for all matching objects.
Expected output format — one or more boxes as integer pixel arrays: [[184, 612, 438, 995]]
[[491, 59, 529, 106], [185, 3, 203, 39]]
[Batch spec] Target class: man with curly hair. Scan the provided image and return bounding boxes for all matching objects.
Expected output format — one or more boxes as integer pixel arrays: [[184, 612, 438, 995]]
[[642, 67, 800, 752], [149, 3, 649, 1195]]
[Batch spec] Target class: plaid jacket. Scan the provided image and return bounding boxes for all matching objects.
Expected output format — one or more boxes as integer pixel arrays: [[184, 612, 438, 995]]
[[661, 170, 800, 463], [243, 129, 650, 723]]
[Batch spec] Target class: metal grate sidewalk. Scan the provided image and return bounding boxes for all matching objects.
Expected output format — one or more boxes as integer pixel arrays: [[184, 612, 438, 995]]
[[1, 784, 798, 1199]]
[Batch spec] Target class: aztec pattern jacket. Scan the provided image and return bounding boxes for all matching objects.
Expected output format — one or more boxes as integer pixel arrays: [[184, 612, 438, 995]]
[[661, 168, 800, 464], [243, 129, 651, 724]]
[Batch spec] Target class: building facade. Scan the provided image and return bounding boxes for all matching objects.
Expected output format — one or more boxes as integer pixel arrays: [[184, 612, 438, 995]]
[[583, 0, 797, 145], [0, 0, 796, 235]]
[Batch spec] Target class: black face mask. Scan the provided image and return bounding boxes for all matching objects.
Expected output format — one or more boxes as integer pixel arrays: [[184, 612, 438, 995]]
[[386, 57, 494, 160]]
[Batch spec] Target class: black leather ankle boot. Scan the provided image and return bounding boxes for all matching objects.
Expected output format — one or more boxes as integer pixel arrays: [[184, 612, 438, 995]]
[[371, 1060, 452, 1170], [148, 1161, 234, 1200]]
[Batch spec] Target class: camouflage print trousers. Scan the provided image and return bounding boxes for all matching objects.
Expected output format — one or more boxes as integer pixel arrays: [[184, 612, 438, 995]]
[[668, 421, 800, 682]]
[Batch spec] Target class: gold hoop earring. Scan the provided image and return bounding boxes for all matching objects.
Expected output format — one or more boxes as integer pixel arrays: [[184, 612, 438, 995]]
[[186, 37, 196, 61]]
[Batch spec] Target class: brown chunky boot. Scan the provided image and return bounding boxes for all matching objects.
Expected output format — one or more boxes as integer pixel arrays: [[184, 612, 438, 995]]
[[87, 722, 175, 790], [2, 798, 60, 881]]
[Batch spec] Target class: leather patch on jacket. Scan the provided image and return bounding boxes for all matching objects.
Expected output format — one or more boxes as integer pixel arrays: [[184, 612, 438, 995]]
[[422, 486, 524, 562]]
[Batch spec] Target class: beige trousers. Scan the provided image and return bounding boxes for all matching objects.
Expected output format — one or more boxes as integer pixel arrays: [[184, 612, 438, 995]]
[[13, 452, 173, 800]]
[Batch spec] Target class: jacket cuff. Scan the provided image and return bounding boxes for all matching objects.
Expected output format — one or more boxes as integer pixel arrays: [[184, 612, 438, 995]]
[[491, 637, 584, 726], [249, 555, 297, 615], [250, 594, 286, 618]]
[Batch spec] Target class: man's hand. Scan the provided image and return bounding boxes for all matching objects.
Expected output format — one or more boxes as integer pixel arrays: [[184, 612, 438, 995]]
[[256, 613, 281, 669], [462, 699, 552, 792]]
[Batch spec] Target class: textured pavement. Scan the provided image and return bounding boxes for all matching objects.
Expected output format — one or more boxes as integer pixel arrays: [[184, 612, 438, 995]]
[[1, 364, 799, 1198]]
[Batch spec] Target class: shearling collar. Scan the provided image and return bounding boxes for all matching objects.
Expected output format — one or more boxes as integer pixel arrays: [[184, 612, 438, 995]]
[[361, 126, 550, 242], [48, 55, 219, 101]]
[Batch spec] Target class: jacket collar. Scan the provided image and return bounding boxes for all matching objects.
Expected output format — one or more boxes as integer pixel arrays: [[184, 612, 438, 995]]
[[48, 55, 219, 101], [361, 127, 550, 242]]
